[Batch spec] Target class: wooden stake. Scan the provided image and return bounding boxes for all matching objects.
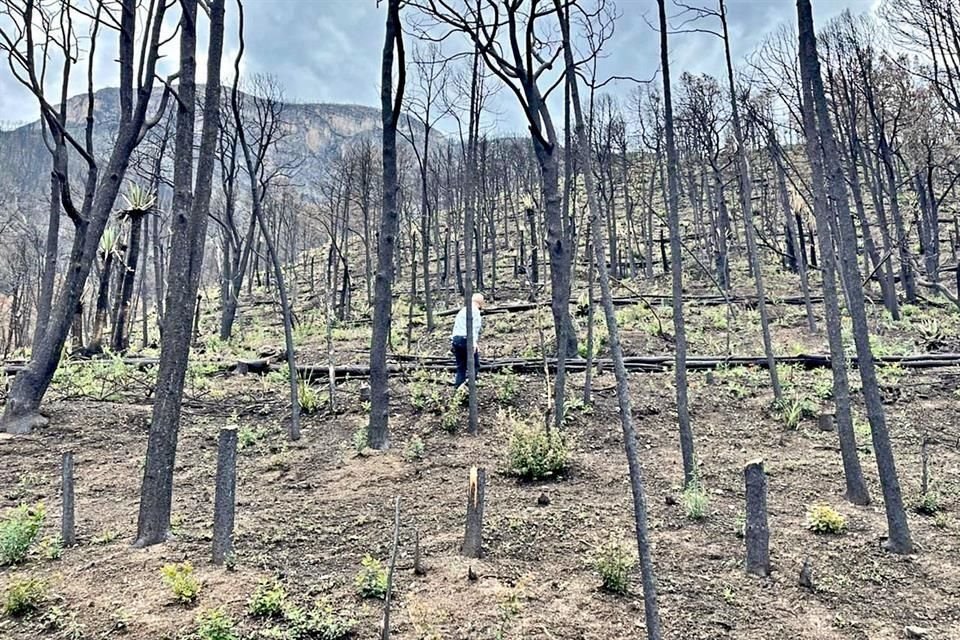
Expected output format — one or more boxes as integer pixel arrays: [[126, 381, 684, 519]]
[[413, 527, 425, 576], [61, 451, 75, 547], [461, 466, 486, 559], [212, 427, 238, 565], [744, 458, 770, 576], [381, 496, 400, 640]]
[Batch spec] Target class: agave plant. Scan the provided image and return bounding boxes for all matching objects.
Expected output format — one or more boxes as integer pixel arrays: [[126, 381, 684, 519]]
[[117, 183, 157, 220], [99, 226, 120, 256]]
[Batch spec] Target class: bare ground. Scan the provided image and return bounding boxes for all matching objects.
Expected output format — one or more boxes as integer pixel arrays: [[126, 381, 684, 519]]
[[2, 359, 959, 639]]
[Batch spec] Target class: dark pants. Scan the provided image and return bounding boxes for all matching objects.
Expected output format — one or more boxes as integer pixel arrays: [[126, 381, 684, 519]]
[[452, 336, 479, 387]]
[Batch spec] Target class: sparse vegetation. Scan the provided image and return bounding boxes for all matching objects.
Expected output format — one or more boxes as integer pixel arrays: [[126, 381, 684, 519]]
[[593, 541, 636, 595], [0, 502, 45, 566], [286, 599, 356, 639], [353, 554, 388, 600], [249, 579, 288, 618], [403, 436, 425, 461], [161, 562, 201, 604], [806, 505, 847, 535], [915, 491, 941, 516], [196, 608, 238, 640], [350, 426, 368, 453], [682, 479, 709, 521], [505, 413, 569, 480], [3, 576, 47, 617]]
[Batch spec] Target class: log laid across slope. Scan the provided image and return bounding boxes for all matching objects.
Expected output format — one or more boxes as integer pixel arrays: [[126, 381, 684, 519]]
[[5, 351, 958, 381], [434, 294, 827, 317]]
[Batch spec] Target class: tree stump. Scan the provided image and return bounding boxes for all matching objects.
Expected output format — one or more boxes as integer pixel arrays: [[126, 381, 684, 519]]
[[744, 458, 770, 576], [461, 466, 486, 559], [817, 413, 835, 432], [61, 451, 75, 547], [212, 427, 238, 565]]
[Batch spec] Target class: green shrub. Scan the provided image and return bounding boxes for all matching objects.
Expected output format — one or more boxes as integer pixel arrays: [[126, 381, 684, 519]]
[[351, 426, 368, 453], [593, 542, 635, 595], [39, 605, 85, 639], [776, 394, 817, 429], [249, 579, 287, 618], [916, 491, 941, 516], [238, 424, 268, 450], [161, 561, 201, 603], [505, 415, 569, 480], [403, 436, 425, 462], [410, 370, 444, 414], [3, 576, 47, 617], [440, 389, 465, 433], [0, 502, 46, 565], [299, 379, 322, 415], [196, 608, 238, 640], [806, 505, 846, 534], [354, 554, 388, 599], [682, 480, 709, 521], [287, 599, 356, 639], [489, 370, 519, 404], [38, 535, 63, 561]]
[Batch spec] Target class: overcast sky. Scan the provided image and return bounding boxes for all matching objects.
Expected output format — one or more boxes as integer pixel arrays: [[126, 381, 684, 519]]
[[0, 0, 879, 132]]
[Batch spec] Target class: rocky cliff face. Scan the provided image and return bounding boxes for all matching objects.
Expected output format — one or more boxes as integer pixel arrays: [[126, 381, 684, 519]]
[[0, 86, 399, 218]]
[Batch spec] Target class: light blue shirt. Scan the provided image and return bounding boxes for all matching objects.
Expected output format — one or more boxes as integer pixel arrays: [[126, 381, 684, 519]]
[[452, 305, 482, 343]]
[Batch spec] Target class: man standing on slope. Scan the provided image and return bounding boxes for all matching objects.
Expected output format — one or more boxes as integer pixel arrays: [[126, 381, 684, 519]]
[[451, 292, 484, 388]]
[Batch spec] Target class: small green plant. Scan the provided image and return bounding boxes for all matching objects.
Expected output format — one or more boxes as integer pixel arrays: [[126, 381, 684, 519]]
[[593, 541, 635, 595], [404, 436, 425, 462], [722, 586, 738, 606], [733, 511, 746, 539], [776, 394, 817, 429], [682, 479, 709, 521], [440, 387, 467, 433], [489, 369, 519, 404], [248, 579, 288, 618], [38, 535, 63, 560], [494, 581, 526, 639], [562, 397, 593, 423], [92, 529, 119, 545], [39, 605, 85, 639], [196, 608, 238, 640], [299, 379, 322, 415], [410, 369, 444, 414], [3, 576, 47, 617], [354, 554, 388, 599], [238, 424, 268, 450], [915, 491, 941, 516], [351, 426, 368, 453], [0, 502, 45, 565], [933, 513, 950, 530], [161, 561, 201, 603], [505, 413, 569, 480], [806, 504, 846, 535], [286, 599, 356, 639]]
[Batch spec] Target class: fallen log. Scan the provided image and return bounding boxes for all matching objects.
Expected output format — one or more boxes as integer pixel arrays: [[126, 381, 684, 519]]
[[291, 352, 960, 380], [434, 294, 828, 318]]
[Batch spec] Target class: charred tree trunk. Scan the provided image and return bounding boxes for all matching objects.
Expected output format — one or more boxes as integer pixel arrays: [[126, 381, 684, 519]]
[[368, 0, 406, 451], [562, 7, 662, 635], [135, 0, 224, 546], [111, 212, 145, 353], [660, 0, 696, 487], [798, 0, 911, 551]]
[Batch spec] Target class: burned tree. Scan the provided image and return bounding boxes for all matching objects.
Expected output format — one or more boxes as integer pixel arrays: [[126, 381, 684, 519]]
[[0, 0, 174, 434], [368, 0, 406, 450], [135, 0, 226, 547]]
